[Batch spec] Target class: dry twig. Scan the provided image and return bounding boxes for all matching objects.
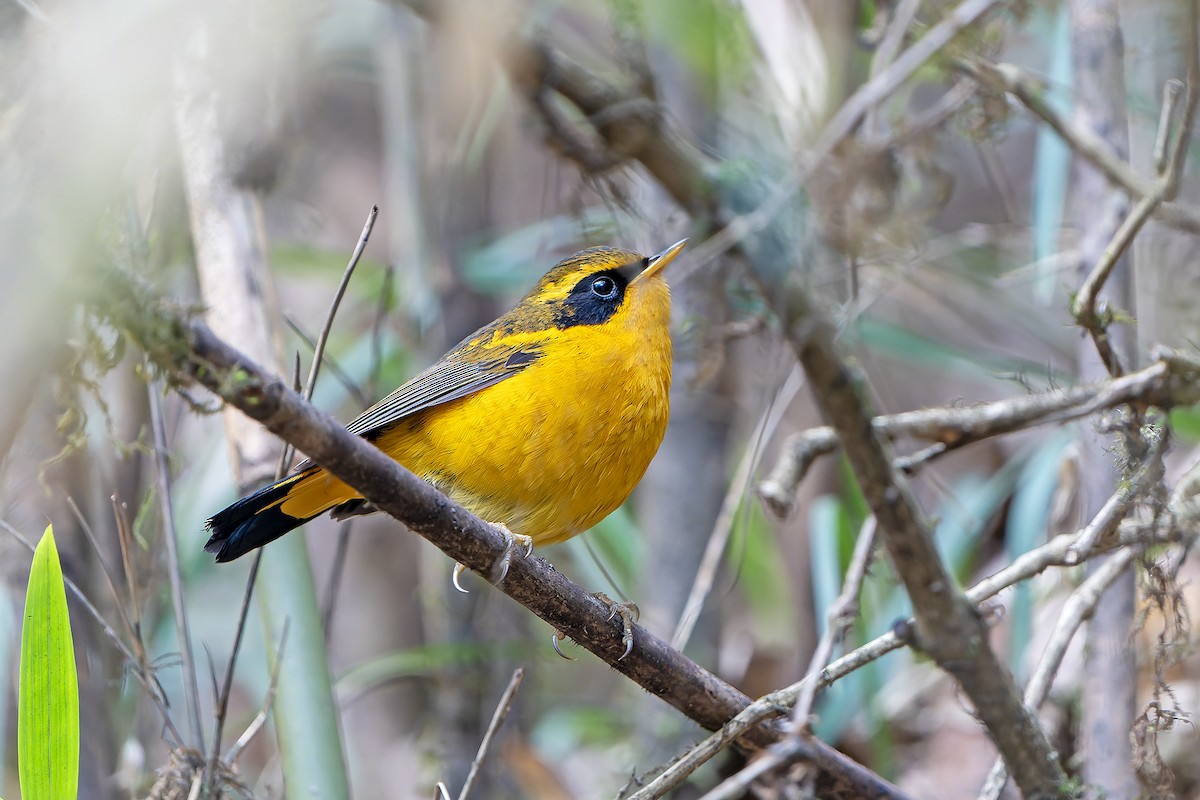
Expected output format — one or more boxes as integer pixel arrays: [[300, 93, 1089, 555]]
[[628, 453, 1187, 799], [671, 366, 803, 651], [1071, 51, 1199, 375], [759, 357, 1191, 517], [456, 667, 525, 800], [225, 620, 290, 764], [978, 545, 1143, 800], [791, 516, 878, 731], [149, 381, 206, 749], [962, 57, 1200, 235]]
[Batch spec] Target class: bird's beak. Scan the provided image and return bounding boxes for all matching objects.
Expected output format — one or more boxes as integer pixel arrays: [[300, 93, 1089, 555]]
[[634, 239, 687, 283]]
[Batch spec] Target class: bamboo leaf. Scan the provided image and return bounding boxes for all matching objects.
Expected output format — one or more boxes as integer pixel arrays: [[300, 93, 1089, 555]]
[[18, 525, 79, 800], [1031, 3, 1072, 303]]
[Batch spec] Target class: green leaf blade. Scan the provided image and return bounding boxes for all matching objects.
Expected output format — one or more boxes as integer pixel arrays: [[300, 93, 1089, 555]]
[[17, 525, 79, 800]]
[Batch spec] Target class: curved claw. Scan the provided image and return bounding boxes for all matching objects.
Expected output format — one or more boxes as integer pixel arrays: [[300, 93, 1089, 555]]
[[452, 562, 470, 594], [551, 631, 575, 660], [593, 592, 638, 661]]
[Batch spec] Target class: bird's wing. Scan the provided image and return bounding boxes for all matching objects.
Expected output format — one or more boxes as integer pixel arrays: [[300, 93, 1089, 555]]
[[344, 345, 540, 437], [292, 337, 541, 471]]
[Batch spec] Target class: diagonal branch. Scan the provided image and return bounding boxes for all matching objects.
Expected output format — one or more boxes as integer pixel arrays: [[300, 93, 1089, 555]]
[[962, 57, 1200, 234], [97, 275, 901, 800], [762, 273, 1069, 799]]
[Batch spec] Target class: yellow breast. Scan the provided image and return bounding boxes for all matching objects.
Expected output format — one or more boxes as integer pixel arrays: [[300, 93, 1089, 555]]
[[373, 275, 672, 545]]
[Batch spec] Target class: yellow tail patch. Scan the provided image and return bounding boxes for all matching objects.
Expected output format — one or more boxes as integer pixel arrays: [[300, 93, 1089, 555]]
[[269, 469, 360, 521]]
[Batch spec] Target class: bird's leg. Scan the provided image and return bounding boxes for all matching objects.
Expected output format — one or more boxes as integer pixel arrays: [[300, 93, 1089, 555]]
[[452, 523, 532, 591], [593, 592, 640, 660]]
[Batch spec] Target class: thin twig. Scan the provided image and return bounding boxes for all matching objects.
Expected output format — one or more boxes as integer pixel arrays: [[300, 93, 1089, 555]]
[[791, 516, 878, 730], [322, 250, 396, 639], [149, 380, 206, 749], [962, 57, 1200, 234], [759, 357, 1181, 516], [1071, 32, 1200, 375], [281, 204, 380, 463], [696, 737, 813, 800], [671, 366, 803, 650], [876, 78, 977, 149], [321, 519, 354, 642], [629, 464, 1181, 798], [820, 509, 1179, 695], [66, 497, 144, 668], [283, 316, 372, 410], [205, 366, 302, 784], [209, 206, 377, 776], [303, 205, 379, 405], [626, 698, 789, 800], [207, 550, 264, 781], [863, 0, 923, 137], [225, 619, 290, 764], [456, 667, 526, 800], [626, 517, 878, 799], [208, 359, 306, 781], [110, 497, 145, 665], [73, 496, 181, 741], [977, 546, 1141, 800], [634, 519, 1172, 800], [1152, 80, 1183, 175], [208, 368, 300, 789], [1067, 427, 1166, 561]]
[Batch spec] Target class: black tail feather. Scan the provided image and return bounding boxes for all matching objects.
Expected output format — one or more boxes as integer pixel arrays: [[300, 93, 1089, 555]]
[[205, 477, 312, 562]]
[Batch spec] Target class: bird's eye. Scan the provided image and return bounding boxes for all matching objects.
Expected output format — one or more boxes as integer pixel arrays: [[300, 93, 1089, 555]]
[[590, 276, 618, 300]]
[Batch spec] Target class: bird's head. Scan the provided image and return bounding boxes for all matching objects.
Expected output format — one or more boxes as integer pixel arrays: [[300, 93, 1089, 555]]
[[500, 241, 686, 337]]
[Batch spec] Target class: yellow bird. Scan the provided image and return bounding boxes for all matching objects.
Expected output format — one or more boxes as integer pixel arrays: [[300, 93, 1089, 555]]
[[205, 241, 685, 577]]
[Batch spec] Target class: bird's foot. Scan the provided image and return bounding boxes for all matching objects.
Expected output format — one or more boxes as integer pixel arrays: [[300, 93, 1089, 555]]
[[593, 592, 640, 660], [450, 523, 532, 592], [490, 523, 533, 584]]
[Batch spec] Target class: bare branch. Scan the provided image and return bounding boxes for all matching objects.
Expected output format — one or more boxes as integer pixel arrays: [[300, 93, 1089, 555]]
[[457, 667, 524, 800], [301, 204, 379, 405], [149, 382, 206, 749], [99, 274, 902, 798], [978, 546, 1142, 800], [962, 58, 1200, 234], [791, 516, 878, 730], [672, 367, 803, 650], [759, 357, 1193, 517], [766, 278, 1068, 796], [1071, 24, 1200, 375], [225, 619, 290, 764]]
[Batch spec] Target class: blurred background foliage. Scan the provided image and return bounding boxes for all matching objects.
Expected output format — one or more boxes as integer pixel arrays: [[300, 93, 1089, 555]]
[[1, 0, 1199, 797]]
